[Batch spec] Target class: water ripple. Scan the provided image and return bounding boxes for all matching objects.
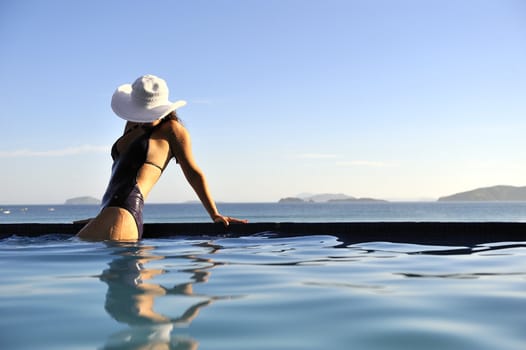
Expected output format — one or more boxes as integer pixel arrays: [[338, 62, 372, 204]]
[[1, 235, 525, 349]]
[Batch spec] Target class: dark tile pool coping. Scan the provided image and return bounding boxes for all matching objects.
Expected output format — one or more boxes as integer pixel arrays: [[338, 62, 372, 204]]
[[1, 222, 526, 246]]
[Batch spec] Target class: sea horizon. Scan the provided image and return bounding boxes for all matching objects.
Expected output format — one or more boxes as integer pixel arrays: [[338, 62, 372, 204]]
[[5, 199, 526, 206], [3, 201, 526, 224]]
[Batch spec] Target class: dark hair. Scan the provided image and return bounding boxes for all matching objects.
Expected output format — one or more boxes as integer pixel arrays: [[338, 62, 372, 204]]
[[166, 110, 180, 122]]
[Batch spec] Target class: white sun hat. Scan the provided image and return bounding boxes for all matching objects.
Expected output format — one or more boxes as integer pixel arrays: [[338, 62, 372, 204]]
[[111, 74, 187, 123]]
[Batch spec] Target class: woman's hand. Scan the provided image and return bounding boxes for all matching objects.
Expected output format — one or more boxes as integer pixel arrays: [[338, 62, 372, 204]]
[[212, 214, 248, 226]]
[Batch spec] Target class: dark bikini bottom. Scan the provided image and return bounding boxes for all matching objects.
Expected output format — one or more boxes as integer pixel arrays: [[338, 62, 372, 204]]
[[103, 184, 145, 238]]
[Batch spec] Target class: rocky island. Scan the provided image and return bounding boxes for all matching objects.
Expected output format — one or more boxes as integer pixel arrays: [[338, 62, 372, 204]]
[[278, 193, 386, 203], [64, 196, 101, 205], [438, 185, 526, 201]]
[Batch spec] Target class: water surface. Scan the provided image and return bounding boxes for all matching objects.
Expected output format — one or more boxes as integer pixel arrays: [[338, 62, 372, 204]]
[[2, 201, 526, 223], [1, 234, 524, 349]]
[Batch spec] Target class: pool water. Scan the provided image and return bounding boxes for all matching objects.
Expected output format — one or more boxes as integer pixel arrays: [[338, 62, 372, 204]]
[[1, 234, 525, 349]]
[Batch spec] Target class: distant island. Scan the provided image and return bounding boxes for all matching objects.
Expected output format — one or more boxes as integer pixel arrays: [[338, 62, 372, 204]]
[[65, 196, 101, 205], [278, 186, 526, 203], [438, 185, 526, 201], [278, 193, 387, 203]]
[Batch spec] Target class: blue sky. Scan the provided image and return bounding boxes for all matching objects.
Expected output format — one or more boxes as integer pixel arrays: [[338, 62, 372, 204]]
[[1, 0, 525, 204]]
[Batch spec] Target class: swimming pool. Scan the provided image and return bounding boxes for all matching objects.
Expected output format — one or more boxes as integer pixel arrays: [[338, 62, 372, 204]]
[[1, 234, 525, 349]]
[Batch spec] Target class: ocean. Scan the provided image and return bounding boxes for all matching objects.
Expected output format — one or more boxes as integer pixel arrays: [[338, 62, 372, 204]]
[[1, 202, 525, 349], [2, 201, 526, 223]]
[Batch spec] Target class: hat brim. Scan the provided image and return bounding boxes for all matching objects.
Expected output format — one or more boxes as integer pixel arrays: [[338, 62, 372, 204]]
[[111, 84, 187, 123]]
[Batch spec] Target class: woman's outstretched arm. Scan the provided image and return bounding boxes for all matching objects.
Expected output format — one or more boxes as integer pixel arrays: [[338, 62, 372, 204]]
[[168, 121, 247, 226]]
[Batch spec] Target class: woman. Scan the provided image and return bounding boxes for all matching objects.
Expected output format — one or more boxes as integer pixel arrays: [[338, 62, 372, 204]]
[[77, 74, 247, 241]]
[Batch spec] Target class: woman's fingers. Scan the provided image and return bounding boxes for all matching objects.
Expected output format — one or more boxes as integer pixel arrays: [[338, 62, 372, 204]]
[[213, 215, 248, 226], [228, 217, 248, 224]]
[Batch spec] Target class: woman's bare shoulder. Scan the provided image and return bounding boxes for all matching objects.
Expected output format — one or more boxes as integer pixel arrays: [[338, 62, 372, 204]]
[[163, 118, 189, 142]]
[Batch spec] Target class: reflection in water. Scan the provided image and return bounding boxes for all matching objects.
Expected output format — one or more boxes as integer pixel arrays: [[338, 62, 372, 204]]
[[100, 241, 223, 349]]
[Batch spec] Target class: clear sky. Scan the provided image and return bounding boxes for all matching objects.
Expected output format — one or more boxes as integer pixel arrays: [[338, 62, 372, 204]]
[[1, 0, 525, 204]]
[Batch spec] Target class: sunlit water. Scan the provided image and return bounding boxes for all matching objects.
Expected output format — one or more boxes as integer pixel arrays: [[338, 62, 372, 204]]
[[1, 234, 524, 349]]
